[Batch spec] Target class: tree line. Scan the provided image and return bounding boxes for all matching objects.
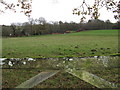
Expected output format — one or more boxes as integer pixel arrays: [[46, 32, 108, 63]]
[[2, 17, 120, 37]]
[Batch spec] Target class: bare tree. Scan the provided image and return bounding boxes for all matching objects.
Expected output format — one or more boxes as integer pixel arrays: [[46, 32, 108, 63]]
[[37, 17, 46, 25], [0, 0, 119, 22], [73, 0, 119, 22], [0, 0, 32, 17]]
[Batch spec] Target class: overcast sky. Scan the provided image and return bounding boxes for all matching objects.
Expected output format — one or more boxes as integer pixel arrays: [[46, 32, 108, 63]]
[[0, 0, 118, 25]]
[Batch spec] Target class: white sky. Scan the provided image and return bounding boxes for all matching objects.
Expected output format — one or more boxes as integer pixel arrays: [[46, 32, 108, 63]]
[[0, 0, 118, 25]]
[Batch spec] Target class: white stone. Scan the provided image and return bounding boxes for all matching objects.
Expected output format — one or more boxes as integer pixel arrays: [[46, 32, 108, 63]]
[[28, 58, 34, 61], [94, 56, 98, 58], [69, 58, 73, 61], [0, 58, 6, 61], [8, 61, 13, 66], [23, 62, 26, 65], [63, 61, 65, 63]]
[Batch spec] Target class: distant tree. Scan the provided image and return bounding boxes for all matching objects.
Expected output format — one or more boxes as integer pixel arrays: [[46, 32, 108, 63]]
[[85, 19, 105, 30], [34, 17, 47, 35], [52, 21, 60, 33], [11, 23, 17, 36], [45, 23, 53, 34], [69, 21, 80, 31], [28, 18, 35, 25], [22, 22, 31, 36], [112, 21, 120, 29], [28, 18, 35, 34], [59, 21, 63, 25], [37, 17, 46, 25], [2, 25, 13, 37], [105, 20, 113, 29]]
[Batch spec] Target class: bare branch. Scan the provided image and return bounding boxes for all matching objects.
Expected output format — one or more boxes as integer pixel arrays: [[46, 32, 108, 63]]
[[73, 0, 119, 22]]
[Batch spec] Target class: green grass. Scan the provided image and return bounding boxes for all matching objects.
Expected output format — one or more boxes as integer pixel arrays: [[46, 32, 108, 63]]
[[2, 69, 41, 88], [2, 29, 118, 58], [67, 29, 118, 36], [2, 56, 119, 88], [2, 69, 97, 88], [34, 71, 97, 88], [2, 29, 119, 88]]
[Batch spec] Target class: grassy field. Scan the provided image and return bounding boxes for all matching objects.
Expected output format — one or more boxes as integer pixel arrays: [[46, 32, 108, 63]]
[[34, 71, 97, 88], [2, 69, 98, 88], [2, 69, 41, 88], [2, 29, 119, 88], [2, 29, 118, 58]]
